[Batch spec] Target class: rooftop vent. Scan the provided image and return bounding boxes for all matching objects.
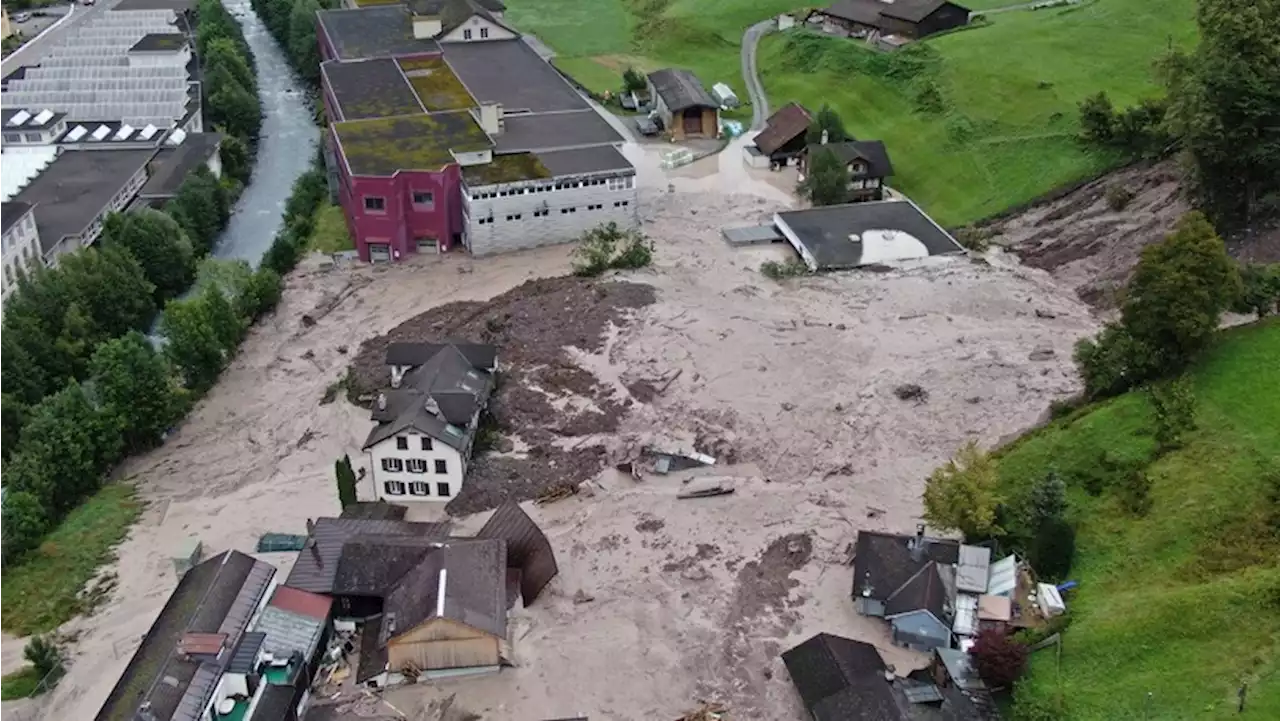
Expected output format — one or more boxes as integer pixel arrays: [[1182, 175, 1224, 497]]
[[139, 124, 159, 140], [114, 124, 135, 141], [166, 127, 187, 146], [32, 109, 53, 126], [91, 125, 112, 142], [8, 110, 31, 127], [66, 125, 88, 142]]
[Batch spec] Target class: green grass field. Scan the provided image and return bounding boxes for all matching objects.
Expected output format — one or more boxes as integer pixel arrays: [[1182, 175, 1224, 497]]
[[759, 0, 1200, 225], [1, 483, 142, 636], [1, 667, 43, 701], [308, 202, 354, 253], [994, 319, 1280, 719]]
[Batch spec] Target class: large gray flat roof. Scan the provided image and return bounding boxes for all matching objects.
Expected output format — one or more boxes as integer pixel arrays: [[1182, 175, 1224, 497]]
[[317, 7, 441, 62], [775, 200, 964, 270], [535, 145, 632, 177], [321, 58, 424, 121], [14, 148, 156, 252], [442, 39, 587, 113], [493, 109, 622, 153]]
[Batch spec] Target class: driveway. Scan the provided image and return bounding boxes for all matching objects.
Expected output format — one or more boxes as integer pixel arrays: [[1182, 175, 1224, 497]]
[[740, 20, 774, 131]]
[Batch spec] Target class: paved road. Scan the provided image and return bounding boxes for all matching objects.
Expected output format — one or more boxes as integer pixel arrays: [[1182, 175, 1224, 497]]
[[740, 20, 774, 131], [1, 2, 117, 75]]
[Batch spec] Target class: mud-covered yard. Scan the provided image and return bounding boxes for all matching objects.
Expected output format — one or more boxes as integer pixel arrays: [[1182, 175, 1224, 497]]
[[30, 188, 1102, 721]]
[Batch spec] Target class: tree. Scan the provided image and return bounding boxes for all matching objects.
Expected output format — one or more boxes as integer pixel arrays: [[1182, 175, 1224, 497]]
[[56, 245, 156, 340], [204, 37, 256, 95], [23, 635, 63, 680], [1027, 470, 1067, 529], [1233, 262, 1280, 317], [1162, 0, 1280, 226], [805, 104, 851, 144], [622, 66, 646, 93], [218, 132, 252, 185], [1, 490, 50, 566], [287, 0, 323, 83], [1120, 212, 1241, 372], [970, 628, 1029, 689], [1078, 91, 1116, 144], [206, 66, 262, 142], [167, 166, 231, 256], [202, 283, 245, 352], [1149, 376, 1196, 453], [90, 332, 180, 453], [1029, 515, 1076, 581], [922, 441, 1002, 540], [238, 267, 283, 319], [101, 209, 196, 303], [798, 148, 850, 207], [160, 294, 227, 391], [334, 454, 358, 509]]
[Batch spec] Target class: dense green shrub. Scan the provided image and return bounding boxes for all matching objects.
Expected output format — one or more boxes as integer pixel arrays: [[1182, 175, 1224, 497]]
[[571, 222, 654, 277]]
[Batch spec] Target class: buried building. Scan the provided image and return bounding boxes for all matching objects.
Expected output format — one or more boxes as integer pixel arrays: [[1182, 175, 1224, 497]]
[[283, 501, 558, 685]]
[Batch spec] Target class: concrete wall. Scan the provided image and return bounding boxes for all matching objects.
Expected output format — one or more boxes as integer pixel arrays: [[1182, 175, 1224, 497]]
[[367, 430, 466, 503], [463, 172, 639, 256]]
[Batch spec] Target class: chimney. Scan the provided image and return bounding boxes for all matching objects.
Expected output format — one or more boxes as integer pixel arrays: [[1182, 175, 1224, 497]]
[[820, 129, 829, 145], [377, 393, 387, 411], [911, 523, 926, 562], [477, 102, 503, 135]]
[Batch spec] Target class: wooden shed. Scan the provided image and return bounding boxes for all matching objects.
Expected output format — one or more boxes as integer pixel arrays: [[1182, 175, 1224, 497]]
[[646, 68, 719, 140]]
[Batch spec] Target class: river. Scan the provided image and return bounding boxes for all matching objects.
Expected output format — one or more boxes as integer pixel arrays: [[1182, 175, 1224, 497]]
[[216, 0, 319, 265]]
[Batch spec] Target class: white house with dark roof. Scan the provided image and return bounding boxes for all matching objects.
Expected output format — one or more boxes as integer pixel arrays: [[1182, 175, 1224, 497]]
[[364, 341, 497, 503]]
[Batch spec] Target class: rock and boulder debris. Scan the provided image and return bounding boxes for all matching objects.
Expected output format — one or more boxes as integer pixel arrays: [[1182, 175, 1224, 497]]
[[573, 589, 595, 604], [1028, 345, 1056, 361], [893, 383, 928, 402]]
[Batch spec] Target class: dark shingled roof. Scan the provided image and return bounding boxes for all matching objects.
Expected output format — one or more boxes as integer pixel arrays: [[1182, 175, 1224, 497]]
[[2, 201, 33, 234], [492, 110, 622, 154], [228, 631, 266, 674], [382, 539, 508, 640], [852, 530, 959, 604], [647, 68, 718, 113], [782, 633, 902, 721], [386, 341, 496, 370], [881, 0, 960, 23], [753, 102, 811, 155], [809, 140, 895, 178], [820, 0, 964, 27], [364, 344, 495, 450], [441, 38, 588, 113], [476, 501, 558, 605], [335, 534, 444, 596], [884, 561, 953, 620], [138, 132, 223, 199], [340, 501, 408, 521], [775, 199, 965, 271], [14, 148, 156, 256], [409, 0, 506, 14], [321, 58, 424, 121], [94, 551, 276, 721], [317, 6, 441, 62], [285, 518, 451, 594], [356, 615, 389, 683]]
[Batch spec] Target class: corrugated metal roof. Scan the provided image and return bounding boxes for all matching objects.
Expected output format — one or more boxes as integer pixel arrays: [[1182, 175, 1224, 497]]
[[268, 585, 333, 621], [228, 632, 266, 674], [952, 593, 978, 637], [255, 605, 326, 660], [956, 545, 991, 594], [986, 554, 1018, 597], [284, 518, 450, 594]]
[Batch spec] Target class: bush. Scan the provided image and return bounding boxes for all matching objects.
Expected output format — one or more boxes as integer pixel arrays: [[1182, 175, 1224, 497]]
[[970, 628, 1029, 689], [23, 636, 62, 679], [570, 223, 654, 277], [1030, 515, 1076, 581], [760, 258, 808, 279], [912, 79, 946, 114], [953, 226, 992, 252], [1105, 184, 1135, 211], [1119, 467, 1153, 516], [923, 441, 1003, 540], [1233, 262, 1280, 317], [1149, 376, 1196, 453], [622, 66, 646, 92]]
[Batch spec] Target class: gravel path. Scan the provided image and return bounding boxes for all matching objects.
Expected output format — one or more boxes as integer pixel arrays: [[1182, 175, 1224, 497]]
[[741, 20, 774, 130]]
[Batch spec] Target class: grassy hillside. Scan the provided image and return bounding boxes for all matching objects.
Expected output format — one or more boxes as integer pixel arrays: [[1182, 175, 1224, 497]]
[[758, 0, 1199, 226], [995, 319, 1280, 719]]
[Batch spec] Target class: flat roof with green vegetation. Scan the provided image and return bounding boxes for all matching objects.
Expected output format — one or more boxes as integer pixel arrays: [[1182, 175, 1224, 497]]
[[462, 152, 550, 186], [995, 319, 1280, 719], [0, 483, 142, 636], [335, 111, 492, 176], [397, 56, 476, 111], [510, 0, 1199, 226], [323, 58, 425, 120]]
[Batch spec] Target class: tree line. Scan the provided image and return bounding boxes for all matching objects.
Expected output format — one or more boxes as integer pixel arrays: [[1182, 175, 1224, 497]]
[[0, 3, 310, 566], [1078, 0, 1280, 229], [251, 0, 331, 86]]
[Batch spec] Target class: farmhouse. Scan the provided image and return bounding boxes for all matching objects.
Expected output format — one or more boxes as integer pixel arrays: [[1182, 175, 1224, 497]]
[[284, 502, 558, 684], [773, 198, 965, 271], [646, 68, 720, 139], [803, 138, 895, 202], [364, 341, 496, 504], [812, 0, 971, 41], [744, 102, 812, 169], [316, 1, 638, 262]]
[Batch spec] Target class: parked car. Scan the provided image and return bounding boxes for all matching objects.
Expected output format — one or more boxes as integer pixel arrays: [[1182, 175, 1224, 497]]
[[82, 0, 96, 6], [636, 115, 659, 137], [13, 12, 32, 22]]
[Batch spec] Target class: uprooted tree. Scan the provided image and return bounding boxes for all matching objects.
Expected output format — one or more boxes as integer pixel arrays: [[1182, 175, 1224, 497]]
[[571, 222, 654, 277]]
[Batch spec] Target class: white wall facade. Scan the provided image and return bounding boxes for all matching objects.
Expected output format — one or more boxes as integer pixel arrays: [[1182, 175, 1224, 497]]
[[463, 171, 639, 256], [439, 16, 515, 44], [1, 206, 43, 301], [367, 430, 466, 503]]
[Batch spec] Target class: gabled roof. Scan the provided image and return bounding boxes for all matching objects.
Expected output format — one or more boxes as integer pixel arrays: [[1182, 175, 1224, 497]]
[[880, 0, 960, 23], [819, 0, 963, 26], [284, 518, 451, 594], [647, 68, 718, 112], [382, 539, 508, 640], [365, 343, 496, 450], [437, 0, 516, 36], [885, 561, 954, 620], [476, 501, 558, 604], [409, 0, 506, 15], [753, 102, 812, 155], [386, 341, 497, 370], [809, 140, 895, 178], [852, 530, 959, 603], [781, 633, 901, 721], [334, 533, 444, 596]]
